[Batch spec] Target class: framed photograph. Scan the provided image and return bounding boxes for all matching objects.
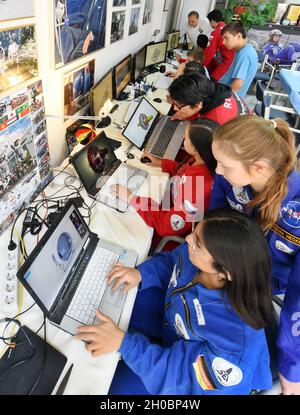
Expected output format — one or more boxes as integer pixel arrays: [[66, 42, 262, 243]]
[[163, 0, 169, 12], [132, 0, 141, 4], [0, 25, 38, 94], [0, 0, 34, 22], [273, 3, 289, 23], [112, 0, 126, 6], [285, 4, 300, 23], [53, 0, 107, 68], [129, 7, 140, 36], [63, 60, 95, 116], [143, 0, 153, 25], [110, 10, 126, 44]]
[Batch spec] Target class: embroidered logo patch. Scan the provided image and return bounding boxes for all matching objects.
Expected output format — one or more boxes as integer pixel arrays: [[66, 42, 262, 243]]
[[275, 240, 294, 254], [212, 357, 243, 387], [193, 355, 217, 391], [174, 313, 190, 340], [193, 299, 206, 326], [281, 201, 300, 229], [232, 186, 250, 204], [170, 214, 185, 231], [168, 265, 178, 288]]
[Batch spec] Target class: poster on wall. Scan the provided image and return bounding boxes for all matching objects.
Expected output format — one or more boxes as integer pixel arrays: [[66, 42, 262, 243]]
[[132, 0, 141, 4], [112, 0, 126, 5], [64, 60, 95, 116], [0, 25, 38, 93], [54, 0, 107, 68], [0, 81, 52, 235], [129, 7, 140, 36], [143, 0, 153, 25], [110, 10, 126, 44], [248, 26, 300, 65], [0, 0, 35, 22]]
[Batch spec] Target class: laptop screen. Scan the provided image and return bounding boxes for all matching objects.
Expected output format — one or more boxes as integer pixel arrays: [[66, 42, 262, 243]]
[[71, 133, 116, 192], [22, 205, 89, 311], [122, 98, 159, 149]]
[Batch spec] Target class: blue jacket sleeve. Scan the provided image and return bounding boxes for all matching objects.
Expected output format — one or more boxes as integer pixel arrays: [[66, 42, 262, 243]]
[[277, 252, 300, 382], [136, 244, 183, 291], [209, 174, 230, 210], [119, 331, 261, 395]]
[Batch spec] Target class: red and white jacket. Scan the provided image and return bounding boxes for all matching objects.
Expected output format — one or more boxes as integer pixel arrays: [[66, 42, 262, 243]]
[[130, 158, 213, 237], [203, 22, 235, 81]]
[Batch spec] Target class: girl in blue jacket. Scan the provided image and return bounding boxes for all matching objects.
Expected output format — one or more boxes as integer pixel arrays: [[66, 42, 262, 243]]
[[210, 115, 300, 395], [76, 209, 274, 395]]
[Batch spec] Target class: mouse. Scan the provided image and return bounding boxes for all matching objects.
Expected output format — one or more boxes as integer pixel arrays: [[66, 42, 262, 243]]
[[126, 152, 135, 159], [153, 97, 162, 103], [140, 156, 152, 163]]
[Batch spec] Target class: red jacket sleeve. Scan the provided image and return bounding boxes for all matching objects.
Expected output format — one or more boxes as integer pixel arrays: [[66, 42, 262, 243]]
[[130, 196, 193, 237], [161, 159, 180, 176], [203, 27, 220, 67]]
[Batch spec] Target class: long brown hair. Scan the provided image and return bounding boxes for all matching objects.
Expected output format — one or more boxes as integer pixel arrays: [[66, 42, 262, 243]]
[[213, 115, 296, 231]]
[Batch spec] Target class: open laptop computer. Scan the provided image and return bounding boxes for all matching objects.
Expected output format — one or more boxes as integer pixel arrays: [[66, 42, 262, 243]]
[[70, 132, 148, 212], [122, 97, 186, 159], [17, 201, 138, 335]]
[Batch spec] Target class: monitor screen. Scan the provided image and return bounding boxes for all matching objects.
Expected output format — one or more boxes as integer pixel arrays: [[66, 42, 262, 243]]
[[22, 204, 89, 312], [122, 98, 159, 149], [114, 55, 132, 98], [71, 133, 116, 192], [167, 31, 180, 51], [145, 41, 167, 67], [134, 46, 146, 81], [90, 69, 113, 116]]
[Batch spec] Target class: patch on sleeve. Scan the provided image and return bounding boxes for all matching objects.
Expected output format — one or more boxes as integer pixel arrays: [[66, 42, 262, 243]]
[[212, 357, 243, 387], [174, 313, 190, 340], [193, 299, 206, 325], [275, 240, 294, 254], [193, 355, 218, 391], [170, 214, 185, 231]]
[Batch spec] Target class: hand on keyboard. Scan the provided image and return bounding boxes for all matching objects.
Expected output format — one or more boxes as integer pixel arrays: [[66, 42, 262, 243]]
[[107, 263, 142, 294], [141, 151, 162, 167]]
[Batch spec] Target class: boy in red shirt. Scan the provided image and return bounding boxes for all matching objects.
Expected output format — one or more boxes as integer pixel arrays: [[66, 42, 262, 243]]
[[203, 9, 234, 81]]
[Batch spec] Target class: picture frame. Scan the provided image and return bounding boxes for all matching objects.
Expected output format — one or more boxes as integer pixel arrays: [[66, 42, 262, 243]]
[[110, 10, 126, 44], [53, 0, 107, 69], [0, 24, 38, 94], [129, 7, 140, 36], [143, 0, 153, 25], [63, 60, 95, 117], [163, 0, 169, 12], [0, 0, 35, 22], [112, 0, 126, 6], [285, 4, 300, 23]]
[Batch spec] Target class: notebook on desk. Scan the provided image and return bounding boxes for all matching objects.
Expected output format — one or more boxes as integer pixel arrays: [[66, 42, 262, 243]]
[[122, 97, 186, 159], [70, 132, 147, 212], [17, 201, 138, 335]]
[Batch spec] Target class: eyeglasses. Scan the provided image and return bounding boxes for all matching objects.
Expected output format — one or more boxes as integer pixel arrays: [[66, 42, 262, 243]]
[[173, 102, 190, 110]]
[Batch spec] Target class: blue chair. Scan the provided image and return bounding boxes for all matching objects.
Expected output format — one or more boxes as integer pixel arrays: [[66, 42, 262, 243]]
[[254, 81, 290, 121]]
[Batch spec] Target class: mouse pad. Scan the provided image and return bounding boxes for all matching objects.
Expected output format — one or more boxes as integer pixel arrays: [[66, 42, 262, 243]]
[[0, 325, 67, 395]]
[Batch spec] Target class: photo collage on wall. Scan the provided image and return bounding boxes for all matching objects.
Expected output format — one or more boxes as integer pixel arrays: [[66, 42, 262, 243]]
[[0, 81, 52, 235]]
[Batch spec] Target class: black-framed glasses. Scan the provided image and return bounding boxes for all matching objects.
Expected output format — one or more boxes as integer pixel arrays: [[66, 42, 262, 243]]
[[173, 102, 190, 110]]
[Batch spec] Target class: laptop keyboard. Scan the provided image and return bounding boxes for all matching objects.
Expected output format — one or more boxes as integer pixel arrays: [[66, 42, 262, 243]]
[[150, 119, 179, 158], [66, 245, 120, 325]]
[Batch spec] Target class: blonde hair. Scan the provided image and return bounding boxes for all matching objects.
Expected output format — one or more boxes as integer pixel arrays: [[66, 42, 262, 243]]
[[213, 115, 296, 231]]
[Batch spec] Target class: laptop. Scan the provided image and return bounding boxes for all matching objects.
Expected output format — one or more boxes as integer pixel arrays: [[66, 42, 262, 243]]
[[70, 132, 148, 212], [122, 97, 186, 159], [17, 201, 138, 335]]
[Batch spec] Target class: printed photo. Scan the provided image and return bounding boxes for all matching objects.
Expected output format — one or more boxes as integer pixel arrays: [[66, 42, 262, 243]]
[[143, 0, 153, 25], [110, 10, 126, 44], [0, 0, 34, 21], [112, 0, 126, 6], [0, 25, 38, 93], [64, 60, 95, 115], [54, 0, 107, 67], [129, 7, 140, 36]]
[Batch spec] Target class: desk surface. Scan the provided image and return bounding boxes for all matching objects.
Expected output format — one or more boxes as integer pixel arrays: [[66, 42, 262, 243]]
[[0, 72, 172, 395]]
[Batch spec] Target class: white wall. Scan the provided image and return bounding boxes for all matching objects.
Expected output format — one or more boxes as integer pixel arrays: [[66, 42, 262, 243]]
[[1, 0, 168, 167]]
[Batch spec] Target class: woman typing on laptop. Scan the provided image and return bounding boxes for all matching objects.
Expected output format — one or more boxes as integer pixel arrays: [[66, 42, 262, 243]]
[[75, 209, 274, 395], [112, 119, 217, 237]]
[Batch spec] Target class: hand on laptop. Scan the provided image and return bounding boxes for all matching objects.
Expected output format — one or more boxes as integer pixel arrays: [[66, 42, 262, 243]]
[[165, 71, 176, 78], [171, 112, 186, 121], [75, 311, 125, 357], [111, 184, 133, 202], [107, 263, 142, 294], [142, 152, 162, 167]]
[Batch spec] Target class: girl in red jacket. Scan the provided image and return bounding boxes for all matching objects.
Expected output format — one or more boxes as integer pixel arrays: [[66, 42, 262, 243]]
[[114, 119, 217, 237]]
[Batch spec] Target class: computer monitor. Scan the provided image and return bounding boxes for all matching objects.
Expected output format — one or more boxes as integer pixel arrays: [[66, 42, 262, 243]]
[[133, 46, 146, 81], [90, 69, 113, 116], [113, 54, 132, 99], [145, 41, 167, 68], [167, 31, 180, 51]]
